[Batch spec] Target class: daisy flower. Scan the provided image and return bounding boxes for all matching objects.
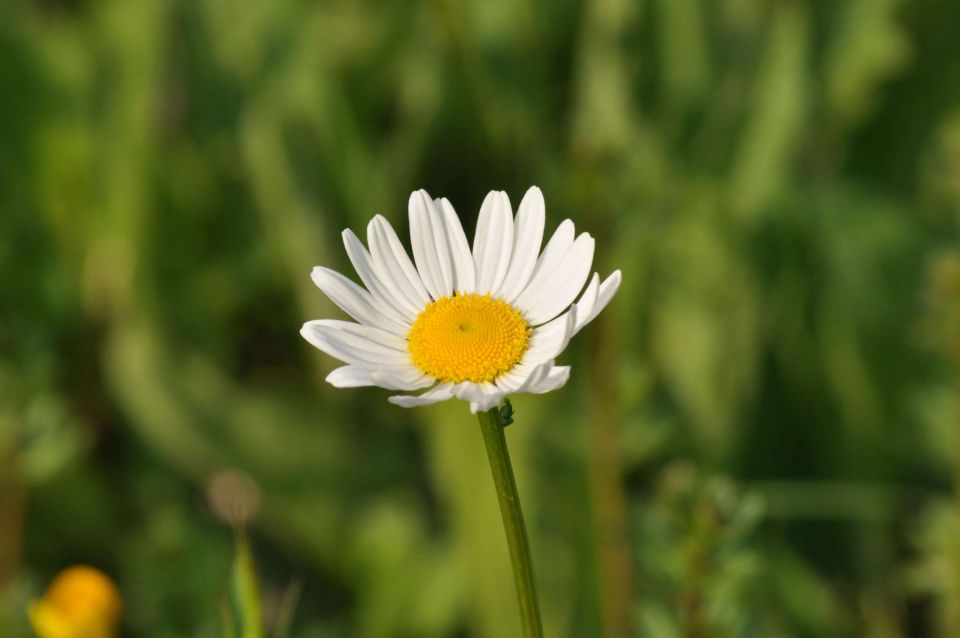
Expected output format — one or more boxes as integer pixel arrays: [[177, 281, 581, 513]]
[[300, 186, 621, 413]]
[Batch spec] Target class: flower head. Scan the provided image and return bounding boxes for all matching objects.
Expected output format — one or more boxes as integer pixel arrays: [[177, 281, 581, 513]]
[[301, 186, 621, 413], [29, 566, 122, 638]]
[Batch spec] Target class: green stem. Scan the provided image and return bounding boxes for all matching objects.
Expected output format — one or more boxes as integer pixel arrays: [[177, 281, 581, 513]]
[[476, 407, 544, 638]]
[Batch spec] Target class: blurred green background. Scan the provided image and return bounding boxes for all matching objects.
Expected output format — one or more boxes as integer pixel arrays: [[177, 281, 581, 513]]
[[2, 0, 960, 636]]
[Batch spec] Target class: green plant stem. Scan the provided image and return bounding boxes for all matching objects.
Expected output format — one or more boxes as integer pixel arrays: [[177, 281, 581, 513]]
[[477, 408, 544, 638]]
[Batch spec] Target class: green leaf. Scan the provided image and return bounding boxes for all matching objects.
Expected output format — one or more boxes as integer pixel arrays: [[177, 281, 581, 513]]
[[229, 529, 264, 638]]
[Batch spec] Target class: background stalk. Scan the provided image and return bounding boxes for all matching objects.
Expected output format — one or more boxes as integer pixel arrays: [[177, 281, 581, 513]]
[[476, 408, 544, 638]]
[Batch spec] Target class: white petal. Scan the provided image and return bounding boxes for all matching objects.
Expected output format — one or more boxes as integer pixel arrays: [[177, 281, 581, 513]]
[[494, 366, 537, 393], [574, 270, 621, 335], [452, 382, 503, 413], [525, 365, 570, 394], [342, 229, 417, 323], [409, 190, 454, 299], [571, 274, 600, 334], [389, 383, 455, 408], [316, 331, 410, 363], [372, 368, 434, 391], [493, 369, 529, 392], [514, 233, 595, 326], [495, 361, 553, 393], [472, 191, 514, 294], [326, 366, 379, 387], [497, 186, 545, 302], [301, 321, 412, 366], [310, 267, 409, 335], [303, 319, 408, 351], [437, 198, 476, 293], [368, 215, 431, 313], [522, 305, 576, 365], [326, 366, 432, 391], [528, 219, 575, 284], [592, 270, 622, 319]]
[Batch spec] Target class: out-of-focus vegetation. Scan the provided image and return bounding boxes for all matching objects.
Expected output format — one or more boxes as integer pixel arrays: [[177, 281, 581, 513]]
[[1, 0, 960, 636]]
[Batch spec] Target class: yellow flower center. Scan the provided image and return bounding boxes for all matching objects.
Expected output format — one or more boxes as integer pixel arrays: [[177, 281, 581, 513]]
[[408, 293, 530, 383]]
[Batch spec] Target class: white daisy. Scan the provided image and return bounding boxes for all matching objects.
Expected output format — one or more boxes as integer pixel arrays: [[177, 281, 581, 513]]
[[300, 186, 622, 413]]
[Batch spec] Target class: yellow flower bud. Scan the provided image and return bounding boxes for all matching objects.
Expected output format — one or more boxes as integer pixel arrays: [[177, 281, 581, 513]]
[[28, 566, 122, 638]]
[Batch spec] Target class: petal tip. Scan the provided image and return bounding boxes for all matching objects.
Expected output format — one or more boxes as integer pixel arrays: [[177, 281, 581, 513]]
[[604, 270, 623, 291], [523, 185, 544, 203], [410, 189, 433, 209]]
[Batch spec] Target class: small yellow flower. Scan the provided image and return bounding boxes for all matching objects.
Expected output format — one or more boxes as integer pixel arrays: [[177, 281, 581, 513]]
[[29, 566, 122, 638]]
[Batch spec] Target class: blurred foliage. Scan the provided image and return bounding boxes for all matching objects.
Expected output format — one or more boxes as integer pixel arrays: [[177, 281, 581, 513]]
[[634, 463, 770, 637], [909, 501, 960, 637], [1, 0, 960, 636]]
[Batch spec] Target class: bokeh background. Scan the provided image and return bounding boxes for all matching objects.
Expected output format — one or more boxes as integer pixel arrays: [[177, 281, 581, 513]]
[[3, 0, 960, 636]]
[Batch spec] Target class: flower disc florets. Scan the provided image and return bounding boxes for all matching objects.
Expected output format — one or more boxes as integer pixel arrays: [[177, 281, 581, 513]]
[[408, 293, 531, 383]]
